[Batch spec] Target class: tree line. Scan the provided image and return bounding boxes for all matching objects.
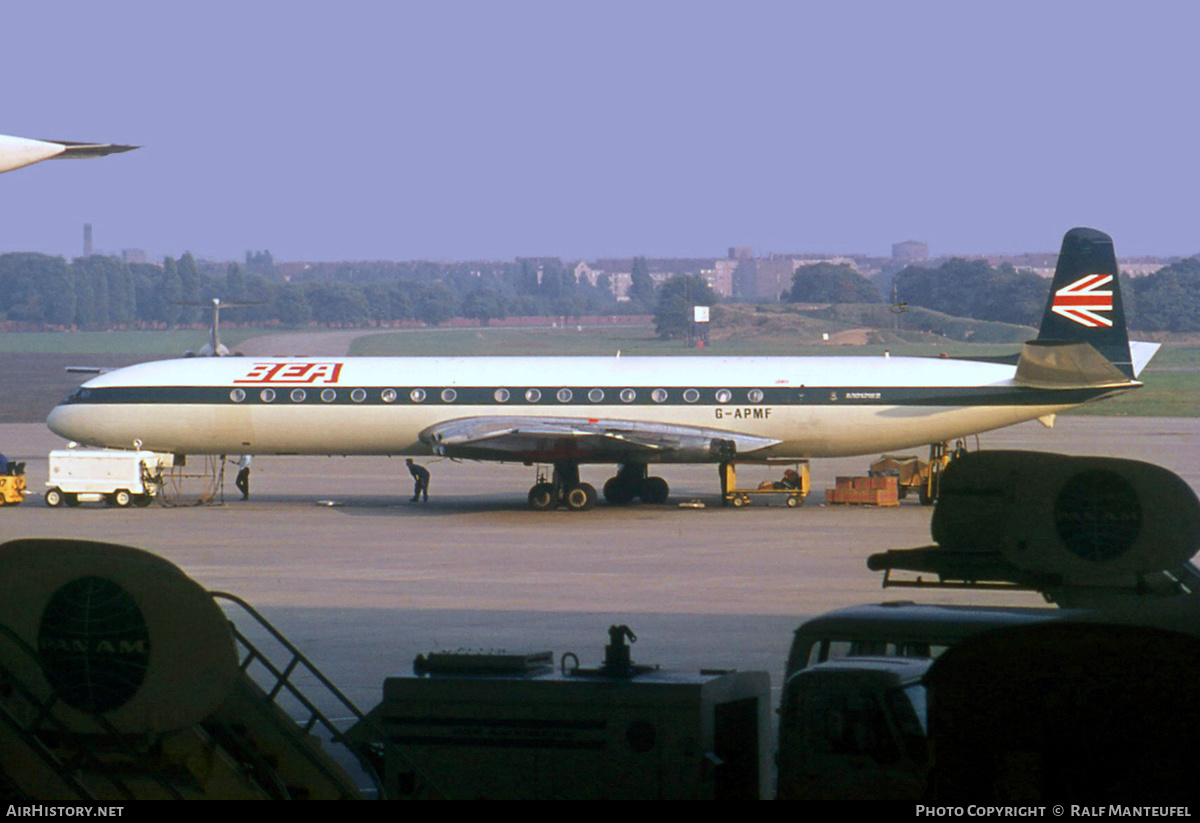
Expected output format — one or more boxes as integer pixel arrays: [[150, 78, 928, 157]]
[[782, 257, 1200, 332], [0, 252, 636, 331], [5, 248, 1196, 336]]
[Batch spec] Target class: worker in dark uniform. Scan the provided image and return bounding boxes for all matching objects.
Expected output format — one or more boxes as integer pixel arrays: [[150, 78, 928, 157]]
[[406, 458, 430, 502], [773, 468, 802, 490], [231, 454, 252, 500]]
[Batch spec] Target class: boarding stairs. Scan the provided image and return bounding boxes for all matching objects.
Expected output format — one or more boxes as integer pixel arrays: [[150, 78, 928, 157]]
[[0, 593, 436, 800]]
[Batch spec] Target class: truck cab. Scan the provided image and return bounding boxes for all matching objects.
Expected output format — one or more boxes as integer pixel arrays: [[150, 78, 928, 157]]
[[776, 602, 1069, 800], [776, 656, 930, 800], [784, 601, 1068, 684]]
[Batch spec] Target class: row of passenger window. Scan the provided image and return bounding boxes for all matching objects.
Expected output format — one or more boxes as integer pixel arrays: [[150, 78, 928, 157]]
[[229, 387, 769, 405]]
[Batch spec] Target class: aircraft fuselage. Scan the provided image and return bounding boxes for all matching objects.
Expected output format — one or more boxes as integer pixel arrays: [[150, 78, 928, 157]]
[[47, 354, 1119, 461]]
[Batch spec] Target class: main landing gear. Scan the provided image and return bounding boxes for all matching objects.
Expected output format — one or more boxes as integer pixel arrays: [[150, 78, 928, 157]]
[[528, 461, 598, 511], [601, 463, 669, 506], [526, 462, 670, 511]]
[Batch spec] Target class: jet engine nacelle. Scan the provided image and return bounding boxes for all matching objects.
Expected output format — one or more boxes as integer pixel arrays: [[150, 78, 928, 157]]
[[932, 450, 1200, 582]]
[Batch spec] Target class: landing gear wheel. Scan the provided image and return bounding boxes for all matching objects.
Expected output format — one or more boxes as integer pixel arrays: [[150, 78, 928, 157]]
[[919, 470, 940, 505], [603, 477, 636, 505], [111, 489, 132, 508], [564, 483, 596, 511], [641, 476, 670, 505], [528, 483, 556, 511], [45, 488, 63, 508]]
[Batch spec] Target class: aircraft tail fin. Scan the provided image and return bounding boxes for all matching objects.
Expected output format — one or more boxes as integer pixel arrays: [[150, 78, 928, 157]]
[[1035, 227, 1133, 377]]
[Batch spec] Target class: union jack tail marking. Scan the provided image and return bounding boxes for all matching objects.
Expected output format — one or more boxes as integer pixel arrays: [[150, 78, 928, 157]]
[[1051, 274, 1113, 328]]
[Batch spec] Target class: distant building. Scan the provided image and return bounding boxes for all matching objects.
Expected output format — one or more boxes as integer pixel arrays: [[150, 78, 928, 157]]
[[892, 240, 928, 263], [1119, 259, 1168, 277], [726, 254, 863, 302], [728, 246, 754, 261], [754, 257, 799, 301], [573, 261, 600, 287], [121, 249, 147, 264], [704, 260, 737, 298]]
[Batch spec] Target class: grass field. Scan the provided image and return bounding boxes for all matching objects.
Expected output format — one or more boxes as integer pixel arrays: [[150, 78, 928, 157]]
[[349, 326, 1027, 358], [0, 329, 262, 355], [0, 327, 1194, 424]]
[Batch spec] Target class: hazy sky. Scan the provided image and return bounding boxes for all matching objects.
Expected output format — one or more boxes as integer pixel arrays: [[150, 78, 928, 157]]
[[2, 2, 1197, 262]]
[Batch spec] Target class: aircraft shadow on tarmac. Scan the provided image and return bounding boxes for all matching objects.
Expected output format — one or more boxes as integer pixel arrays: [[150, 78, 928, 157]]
[[307, 496, 716, 517]]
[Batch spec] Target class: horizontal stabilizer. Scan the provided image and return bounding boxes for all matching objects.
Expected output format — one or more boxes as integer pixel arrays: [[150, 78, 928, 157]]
[[1014, 340, 1135, 389], [1129, 341, 1161, 378]]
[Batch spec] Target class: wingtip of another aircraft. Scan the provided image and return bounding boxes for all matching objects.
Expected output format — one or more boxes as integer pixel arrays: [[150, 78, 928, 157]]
[[45, 141, 140, 158]]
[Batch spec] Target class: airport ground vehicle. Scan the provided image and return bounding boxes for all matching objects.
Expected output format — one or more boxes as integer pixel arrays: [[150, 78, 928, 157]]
[[783, 601, 1068, 683], [869, 439, 967, 505], [776, 602, 1068, 800], [44, 448, 172, 508], [720, 460, 810, 507], [776, 656, 931, 800], [926, 619, 1200, 802], [0, 473, 27, 505]]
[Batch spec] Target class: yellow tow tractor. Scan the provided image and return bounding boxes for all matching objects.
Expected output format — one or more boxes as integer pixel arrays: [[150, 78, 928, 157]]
[[869, 439, 970, 505], [0, 463, 27, 506], [720, 460, 811, 508]]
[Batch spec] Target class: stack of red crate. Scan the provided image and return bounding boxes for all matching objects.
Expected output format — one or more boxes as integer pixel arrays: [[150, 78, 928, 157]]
[[824, 475, 899, 506]]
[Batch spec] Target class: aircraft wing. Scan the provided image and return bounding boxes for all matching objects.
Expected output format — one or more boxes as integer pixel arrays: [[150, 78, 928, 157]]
[[43, 140, 139, 160], [0, 135, 138, 174], [420, 415, 781, 463]]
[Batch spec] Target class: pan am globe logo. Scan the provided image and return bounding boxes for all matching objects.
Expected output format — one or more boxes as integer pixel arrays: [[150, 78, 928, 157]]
[[37, 576, 150, 713], [1054, 469, 1142, 562]]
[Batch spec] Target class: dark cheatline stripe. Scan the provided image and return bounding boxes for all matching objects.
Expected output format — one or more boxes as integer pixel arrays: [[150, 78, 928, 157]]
[[61, 384, 1119, 408]]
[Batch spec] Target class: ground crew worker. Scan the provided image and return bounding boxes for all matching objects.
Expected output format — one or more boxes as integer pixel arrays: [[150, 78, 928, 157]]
[[232, 454, 252, 500], [773, 468, 802, 490], [407, 458, 430, 502]]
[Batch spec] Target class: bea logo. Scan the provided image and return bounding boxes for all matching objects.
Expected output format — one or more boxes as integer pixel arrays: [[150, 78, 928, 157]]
[[1051, 274, 1114, 328], [235, 362, 344, 384]]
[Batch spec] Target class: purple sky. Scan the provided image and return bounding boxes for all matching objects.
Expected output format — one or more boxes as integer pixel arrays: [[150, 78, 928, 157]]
[[2, 2, 1197, 262]]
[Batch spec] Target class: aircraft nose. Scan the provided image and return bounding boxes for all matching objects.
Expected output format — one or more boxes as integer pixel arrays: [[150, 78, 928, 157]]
[[46, 403, 83, 442], [46, 404, 67, 437]]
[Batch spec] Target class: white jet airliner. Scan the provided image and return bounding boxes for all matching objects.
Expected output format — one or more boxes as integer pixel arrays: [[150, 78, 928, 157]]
[[0, 134, 136, 175], [47, 228, 1157, 510]]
